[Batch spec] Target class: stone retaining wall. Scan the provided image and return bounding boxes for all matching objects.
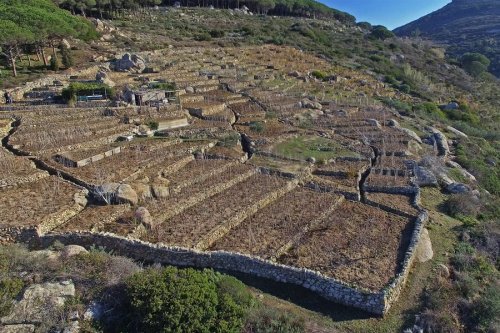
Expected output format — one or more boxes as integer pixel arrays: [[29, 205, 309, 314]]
[[1, 206, 429, 316]]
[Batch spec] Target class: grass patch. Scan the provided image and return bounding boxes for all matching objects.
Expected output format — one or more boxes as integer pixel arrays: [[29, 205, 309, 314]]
[[273, 136, 360, 161]]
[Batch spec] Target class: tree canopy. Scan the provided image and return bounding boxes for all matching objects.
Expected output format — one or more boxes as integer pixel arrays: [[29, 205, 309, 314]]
[[0, 0, 97, 76]]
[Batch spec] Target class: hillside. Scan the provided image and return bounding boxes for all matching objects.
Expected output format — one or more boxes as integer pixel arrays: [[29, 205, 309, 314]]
[[0, 3, 499, 333], [394, 0, 500, 77]]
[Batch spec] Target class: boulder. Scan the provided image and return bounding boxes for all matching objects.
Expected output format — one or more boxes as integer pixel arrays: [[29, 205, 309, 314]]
[[116, 184, 138, 205], [446, 161, 476, 181], [446, 126, 468, 138], [61, 39, 71, 50], [446, 182, 471, 194], [430, 128, 450, 156], [132, 182, 153, 201], [111, 53, 146, 73], [387, 119, 400, 127], [61, 245, 87, 258], [306, 156, 316, 164], [135, 207, 154, 229], [152, 184, 169, 199], [1, 281, 75, 325], [415, 228, 433, 263], [73, 191, 88, 207], [83, 302, 105, 321], [185, 86, 195, 94], [301, 98, 322, 110], [442, 102, 459, 111], [437, 264, 450, 278], [288, 70, 301, 77], [400, 127, 422, 144], [94, 183, 120, 204], [414, 166, 438, 187], [366, 118, 381, 128]]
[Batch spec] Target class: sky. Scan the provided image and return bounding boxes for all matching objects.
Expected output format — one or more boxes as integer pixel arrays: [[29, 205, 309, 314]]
[[321, 0, 452, 29]]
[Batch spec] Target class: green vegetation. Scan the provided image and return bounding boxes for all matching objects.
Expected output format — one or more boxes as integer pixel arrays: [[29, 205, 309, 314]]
[[62, 81, 114, 102], [0, 0, 96, 77], [148, 82, 176, 90], [273, 136, 360, 161], [461, 53, 491, 77], [370, 25, 395, 40], [124, 267, 250, 332]]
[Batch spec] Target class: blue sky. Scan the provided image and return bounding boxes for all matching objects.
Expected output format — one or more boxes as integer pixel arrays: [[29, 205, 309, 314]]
[[321, 0, 452, 29]]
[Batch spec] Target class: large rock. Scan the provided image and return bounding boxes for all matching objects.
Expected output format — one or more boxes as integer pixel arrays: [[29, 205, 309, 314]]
[[415, 228, 433, 263], [414, 166, 438, 187], [116, 184, 138, 205], [111, 53, 146, 73], [446, 182, 471, 194], [1, 281, 75, 325], [301, 98, 322, 110], [400, 127, 422, 144], [430, 128, 450, 156], [135, 207, 154, 229], [61, 245, 88, 258], [94, 183, 138, 205]]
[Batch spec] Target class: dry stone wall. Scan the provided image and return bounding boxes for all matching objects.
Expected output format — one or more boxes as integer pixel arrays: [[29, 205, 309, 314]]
[[22, 209, 427, 316]]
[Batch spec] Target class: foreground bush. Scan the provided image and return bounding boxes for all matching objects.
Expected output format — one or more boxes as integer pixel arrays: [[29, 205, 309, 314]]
[[124, 267, 253, 333]]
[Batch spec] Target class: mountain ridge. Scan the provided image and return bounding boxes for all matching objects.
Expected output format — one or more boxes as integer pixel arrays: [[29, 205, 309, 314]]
[[394, 0, 500, 77]]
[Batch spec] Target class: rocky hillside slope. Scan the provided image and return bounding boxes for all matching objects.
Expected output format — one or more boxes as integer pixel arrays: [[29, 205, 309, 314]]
[[394, 0, 500, 77]]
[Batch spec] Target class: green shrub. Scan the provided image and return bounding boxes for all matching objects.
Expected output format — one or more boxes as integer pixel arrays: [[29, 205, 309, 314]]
[[209, 29, 225, 38], [0, 278, 24, 316], [61, 82, 114, 103], [125, 267, 249, 333], [311, 70, 326, 80], [370, 25, 395, 40], [249, 121, 265, 133], [49, 56, 59, 71], [398, 83, 411, 93], [147, 121, 159, 130], [195, 32, 212, 41], [60, 44, 74, 69]]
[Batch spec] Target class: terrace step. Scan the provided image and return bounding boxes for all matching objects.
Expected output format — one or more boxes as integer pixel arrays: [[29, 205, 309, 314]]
[[155, 167, 257, 224], [169, 160, 241, 194], [193, 179, 299, 251], [271, 195, 345, 261]]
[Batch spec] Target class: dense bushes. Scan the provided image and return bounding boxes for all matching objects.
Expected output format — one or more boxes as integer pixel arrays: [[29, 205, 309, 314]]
[[62, 82, 114, 102], [461, 53, 491, 77], [124, 267, 250, 332]]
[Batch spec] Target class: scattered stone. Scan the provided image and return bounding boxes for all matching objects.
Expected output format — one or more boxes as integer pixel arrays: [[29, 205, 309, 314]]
[[414, 166, 438, 187], [301, 98, 322, 110], [116, 184, 138, 205], [446, 125, 468, 138], [442, 102, 459, 111], [288, 71, 301, 77], [83, 302, 105, 321], [446, 182, 471, 194], [73, 191, 88, 207], [430, 128, 450, 156], [437, 264, 450, 278], [306, 156, 316, 163], [485, 157, 496, 166], [387, 119, 400, 127], [135, 207, 153, 229], [61, 245, 87, 258], [366, 118, 381, 128], [415, 228, 433, 263]]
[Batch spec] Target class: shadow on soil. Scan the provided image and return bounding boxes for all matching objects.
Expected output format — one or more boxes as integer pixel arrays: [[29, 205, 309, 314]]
[[220, 269, 377, 322]]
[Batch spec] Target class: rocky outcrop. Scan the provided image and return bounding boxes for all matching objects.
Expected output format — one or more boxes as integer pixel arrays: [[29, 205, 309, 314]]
[[430, 128, 450, 156], [111, 53, 146, 73], [1, 280, 75, 325], [94, 183, 138, 205], [446, 182, 471, 194], [415, 228, 433, 263]]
